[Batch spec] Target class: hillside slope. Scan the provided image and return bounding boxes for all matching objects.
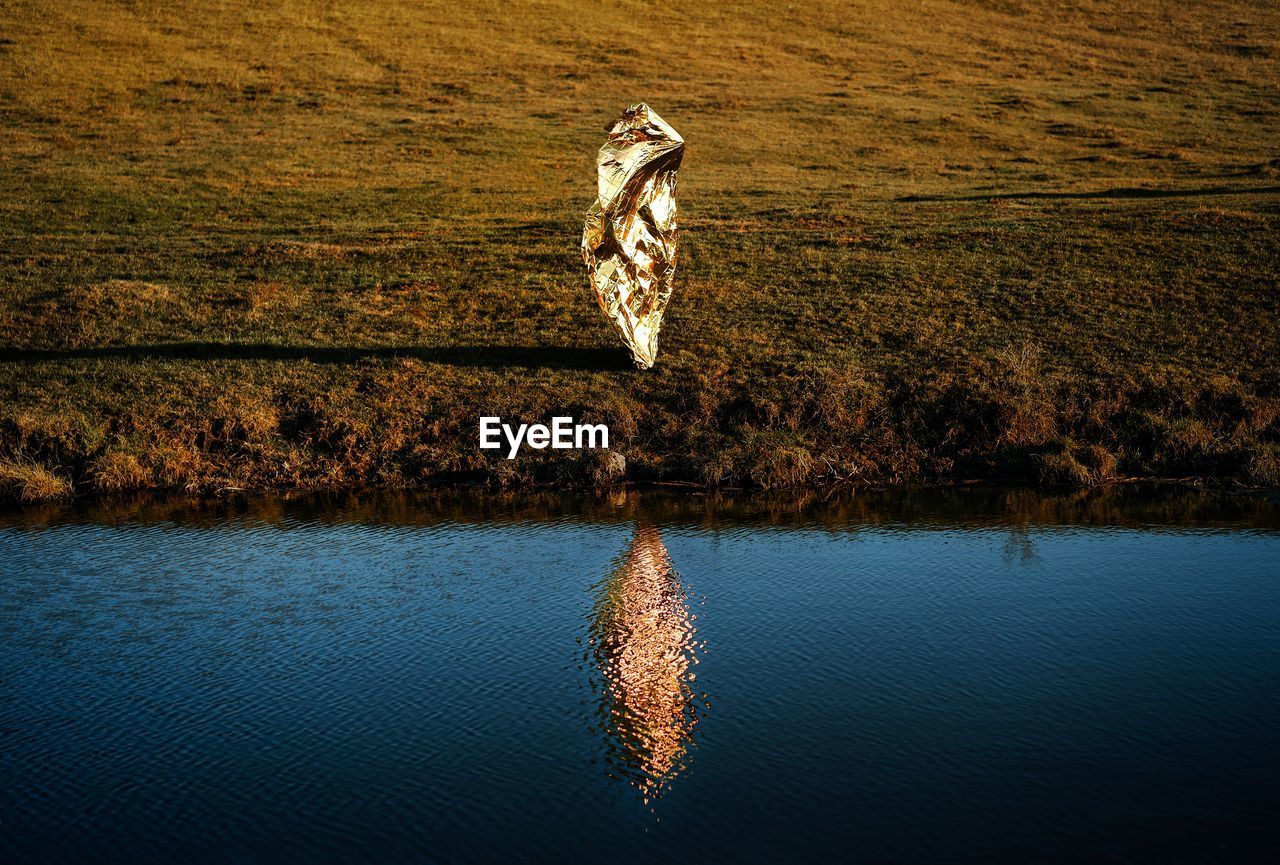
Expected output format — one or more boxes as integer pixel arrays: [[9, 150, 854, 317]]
[[1, 0, 1278, 498]]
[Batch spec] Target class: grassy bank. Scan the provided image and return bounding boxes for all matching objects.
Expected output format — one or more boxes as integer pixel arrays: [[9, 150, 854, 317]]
[[2, 0, 1278, 501]]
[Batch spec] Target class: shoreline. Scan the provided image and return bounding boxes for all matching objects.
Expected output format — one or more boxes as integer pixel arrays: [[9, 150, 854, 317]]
[[3, 467, 1276, 511], [4, 355, 1278, 504]]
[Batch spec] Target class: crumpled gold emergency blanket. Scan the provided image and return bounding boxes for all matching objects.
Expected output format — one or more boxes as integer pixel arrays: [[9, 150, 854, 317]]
[[582, 103, 684, 369]]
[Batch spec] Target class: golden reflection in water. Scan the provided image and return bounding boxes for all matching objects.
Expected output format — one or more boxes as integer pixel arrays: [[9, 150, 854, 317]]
[[590, 524, 703, 804]]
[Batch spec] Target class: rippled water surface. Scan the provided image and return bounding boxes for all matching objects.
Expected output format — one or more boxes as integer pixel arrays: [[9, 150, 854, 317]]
[[2, 488, 1278, 863]]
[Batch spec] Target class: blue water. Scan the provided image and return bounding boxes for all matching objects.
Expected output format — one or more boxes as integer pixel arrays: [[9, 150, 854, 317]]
[[2, 489, 1278, 863]]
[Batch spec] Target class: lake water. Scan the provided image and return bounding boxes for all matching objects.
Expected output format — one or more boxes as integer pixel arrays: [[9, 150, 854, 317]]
[[2, 487, 1278, 864]]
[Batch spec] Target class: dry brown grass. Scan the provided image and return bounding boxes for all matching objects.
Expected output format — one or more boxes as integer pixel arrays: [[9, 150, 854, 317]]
[[89, 449, 151, 494], [0, 459, 73, 502], [0, 1, 1277, 499], [1036, 440, 1121, 487]]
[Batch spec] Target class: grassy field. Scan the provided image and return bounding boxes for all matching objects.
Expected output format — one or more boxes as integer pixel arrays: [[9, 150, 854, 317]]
[[1, 0, 1278, 501]]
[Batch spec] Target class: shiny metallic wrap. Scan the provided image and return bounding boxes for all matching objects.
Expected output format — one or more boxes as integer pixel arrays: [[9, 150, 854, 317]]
[[582, 103, 684, 369]]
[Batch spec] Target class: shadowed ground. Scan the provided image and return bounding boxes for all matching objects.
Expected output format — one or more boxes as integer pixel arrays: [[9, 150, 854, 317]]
[[1, 0, 1277, 499], [0, 344, 632, 370]]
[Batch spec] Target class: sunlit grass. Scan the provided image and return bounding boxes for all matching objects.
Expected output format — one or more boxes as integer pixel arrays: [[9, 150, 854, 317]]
[[1, 0, 1277, 498]]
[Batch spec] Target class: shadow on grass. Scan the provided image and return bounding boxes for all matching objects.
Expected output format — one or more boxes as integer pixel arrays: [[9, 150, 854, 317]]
[[0, 343, 635, 371], [896, 184, 1280, 203]]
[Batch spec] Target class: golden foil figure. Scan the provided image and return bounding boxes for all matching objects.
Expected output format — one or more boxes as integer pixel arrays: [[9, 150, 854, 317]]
[[582, 103, 685, 369], [590, 524, 702, 803]]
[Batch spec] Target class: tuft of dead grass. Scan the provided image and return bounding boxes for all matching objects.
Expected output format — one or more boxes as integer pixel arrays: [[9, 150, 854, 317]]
[[89, 449, 151, 493], [1249, 445, 1280, 487], [992, 342, 1058, 448], [745, 435, 817, 489], [1036, 440, 1120, 487], [0, 459, 73, 502]]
